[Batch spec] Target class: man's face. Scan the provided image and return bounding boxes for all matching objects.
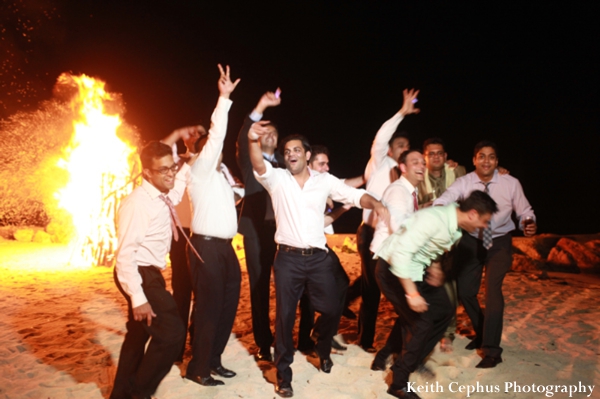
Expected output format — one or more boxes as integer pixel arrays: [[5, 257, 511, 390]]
[[259, 125, 278, 152], [473, 146, 498, 180], [424, 143, 447, 172], [283, 140, 310, 175], [462, 210, 493, 233], [143, 155, 177, 193], [389, 137, 410, 162], [399, 151, 426, 186], [184, 126, 207, 153], [309, 153, 329, 173]]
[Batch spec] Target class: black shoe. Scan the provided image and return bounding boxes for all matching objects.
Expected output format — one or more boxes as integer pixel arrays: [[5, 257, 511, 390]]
[[256, 349, 273, 362], [342, 306, 357, 319], [387, 385, 422, 399], [275, 382, 294, 398], [476, 356, 502, 368], [331, 338, 347, 351], [370, 357, 386, 371], [319, 356, 333, 373], [371, 347, 389, 371], [361, 345, 377, 353], [465, 338, 482, 350], [211, 365, 236, 378], [184, 374, 225, 386]]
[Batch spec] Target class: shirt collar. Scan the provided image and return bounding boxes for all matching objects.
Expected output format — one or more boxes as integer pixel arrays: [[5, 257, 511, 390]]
[[263, 152, 276, 162], [141, 178, 164, 200], [399, 175, 417, 194]]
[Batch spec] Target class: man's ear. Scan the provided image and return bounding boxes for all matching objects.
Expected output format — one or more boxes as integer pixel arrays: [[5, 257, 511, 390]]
[[399, 163, 408, 174], [306, 150, 311, 162], [142, 168, 151, 180]]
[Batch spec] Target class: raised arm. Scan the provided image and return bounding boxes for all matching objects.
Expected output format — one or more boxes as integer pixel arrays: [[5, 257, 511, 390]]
[[370, 89, 420, 169], [236, 90, 281, 177], [248, 121, 273, 176], [160, 126, 201, 147]]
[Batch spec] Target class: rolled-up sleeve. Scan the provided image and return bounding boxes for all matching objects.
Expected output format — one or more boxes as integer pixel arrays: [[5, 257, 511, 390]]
[[328, 175, 366, 208]]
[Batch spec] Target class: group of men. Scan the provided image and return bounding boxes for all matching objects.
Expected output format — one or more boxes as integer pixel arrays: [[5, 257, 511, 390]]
[[110, 65, 537, 399]]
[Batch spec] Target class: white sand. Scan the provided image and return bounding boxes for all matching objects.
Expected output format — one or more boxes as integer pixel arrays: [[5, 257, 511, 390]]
[[0, 235, 599, 399]]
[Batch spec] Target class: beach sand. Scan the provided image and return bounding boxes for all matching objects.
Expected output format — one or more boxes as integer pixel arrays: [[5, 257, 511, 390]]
[[1, 235, 599, 399]]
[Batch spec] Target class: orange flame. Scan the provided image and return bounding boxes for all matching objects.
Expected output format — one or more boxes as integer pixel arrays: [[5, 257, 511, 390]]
[[54, 74, 140, 267]]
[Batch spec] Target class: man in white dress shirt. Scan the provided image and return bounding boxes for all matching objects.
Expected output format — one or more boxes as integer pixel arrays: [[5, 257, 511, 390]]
[[247, 125, 389, 398], [111, 136, 191, 399], [357, 89, 419, 352], [183, 65, 243, 387], [366, 149, 426, 368]]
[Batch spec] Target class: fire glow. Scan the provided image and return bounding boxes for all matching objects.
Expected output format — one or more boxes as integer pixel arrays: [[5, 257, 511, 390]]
[[54, 74, 140, 267]]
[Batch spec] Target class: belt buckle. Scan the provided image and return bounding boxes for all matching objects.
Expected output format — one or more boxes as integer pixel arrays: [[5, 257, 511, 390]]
[[301, 247, 313, 256]]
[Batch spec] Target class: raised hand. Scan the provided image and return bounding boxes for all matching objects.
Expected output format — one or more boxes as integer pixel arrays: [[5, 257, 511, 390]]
[[248, 120, 273, 140], [255, 89, 282, 114], [398, 88, 420, 116], [217, 64, 241, 99]]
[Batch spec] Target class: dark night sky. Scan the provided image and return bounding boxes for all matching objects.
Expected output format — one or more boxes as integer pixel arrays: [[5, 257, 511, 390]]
[[3, 0, 599, 234]]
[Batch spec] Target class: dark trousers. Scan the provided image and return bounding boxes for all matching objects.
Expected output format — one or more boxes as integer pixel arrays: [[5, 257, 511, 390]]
[[274, 249, 339, 385], [455, 233, 512, 358], [297, 249, 349, 351], [357, 223, 380, 348], [376, 259, 453, 389], [110, 267, 185, 399], [186, 235, 241, 378], [169, 227, 194, 361], [240, 216, 276, 353]]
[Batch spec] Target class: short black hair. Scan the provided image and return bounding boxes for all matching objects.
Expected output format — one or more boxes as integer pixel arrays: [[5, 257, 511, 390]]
[[279, 134, 311, 154], [389, 130, 410, 147], [310, 144, 329, 159], [398, 149, 422, 165], [459, 190, 498, 215], [140, 141, 172, 170], [422, 137, 446, 153], [473, 140, 498, 157], [264, 122, 279, 135]]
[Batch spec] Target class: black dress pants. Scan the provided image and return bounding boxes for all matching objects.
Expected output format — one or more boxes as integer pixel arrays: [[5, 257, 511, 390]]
[[110, 267, 185, 399], [357, 223, 380, 348], [375, 259, 453, 389], [274, 249, 339, 385], [169, 227, 194, 361], [240, 216, 276, 354], [186, 235, 241, 378], [297, 249, 349, 351], [455, 233, 512, 358]]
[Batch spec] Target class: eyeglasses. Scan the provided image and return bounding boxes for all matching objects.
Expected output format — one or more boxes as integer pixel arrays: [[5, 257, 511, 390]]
[[425, 151, 445, 157], [150, 164, 179, 175]]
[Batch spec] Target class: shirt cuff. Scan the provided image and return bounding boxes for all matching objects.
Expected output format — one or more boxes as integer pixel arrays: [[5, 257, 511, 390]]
[[249, 110, 263, 122], [131, 290, 149, 309]]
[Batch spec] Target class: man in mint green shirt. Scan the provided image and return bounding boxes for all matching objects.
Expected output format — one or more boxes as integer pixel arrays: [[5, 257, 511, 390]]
[[373, 191, 497, 399]]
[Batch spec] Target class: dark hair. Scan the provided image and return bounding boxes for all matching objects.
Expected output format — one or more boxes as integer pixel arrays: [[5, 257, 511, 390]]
[[422, 137, 446, 153], [264, 122, 279, 135], [473, 140, 498, 157], [397, 149, 422, 165], [279, 134, 311, 154], [140, 141, 173, 169], [310, 144, 329, 158], [389, 130, 410, 147], [459, 190, 498, 215]]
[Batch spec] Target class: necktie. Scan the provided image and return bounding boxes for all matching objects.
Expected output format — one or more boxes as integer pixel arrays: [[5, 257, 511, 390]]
[[480, 182, 493, 249], [412, 191, 419, 211], [159, 194, 203, 261]]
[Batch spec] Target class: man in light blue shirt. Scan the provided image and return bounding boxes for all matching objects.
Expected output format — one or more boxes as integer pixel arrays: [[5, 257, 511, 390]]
[[433, 140, 537, 369], [374, 191, 497, 399]]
